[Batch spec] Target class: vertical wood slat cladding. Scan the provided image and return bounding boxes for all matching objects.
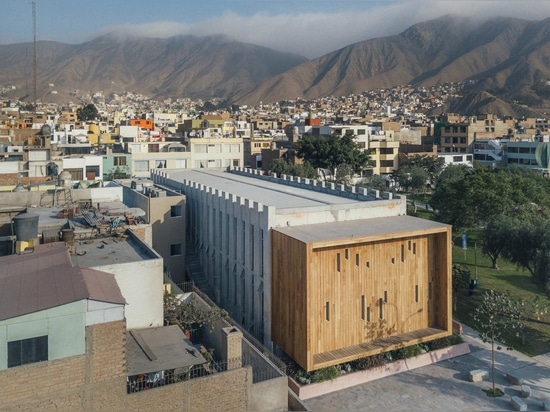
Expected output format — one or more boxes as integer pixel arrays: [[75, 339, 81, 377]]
[[271, 226, 452, 371], [271, 230, 309, 368]]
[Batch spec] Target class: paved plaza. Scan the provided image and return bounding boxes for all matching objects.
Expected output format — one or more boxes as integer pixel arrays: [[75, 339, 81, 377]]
[[305, 325, 550, 411]]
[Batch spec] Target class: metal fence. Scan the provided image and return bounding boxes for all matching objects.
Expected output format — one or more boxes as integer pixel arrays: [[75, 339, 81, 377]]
[[172, 280, 287, 383], [127, 357, 241, 394]]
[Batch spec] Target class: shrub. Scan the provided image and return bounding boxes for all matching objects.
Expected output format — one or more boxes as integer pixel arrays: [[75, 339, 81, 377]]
[[427, 337, 450, 351], [352, 353, 386, 370], [312, 366, 340, 383], [390, 344, 423, 360], [449, 332, 463, 346]]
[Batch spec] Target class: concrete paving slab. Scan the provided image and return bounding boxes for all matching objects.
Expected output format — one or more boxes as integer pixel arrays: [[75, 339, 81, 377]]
[[304, 322, 550, 411]]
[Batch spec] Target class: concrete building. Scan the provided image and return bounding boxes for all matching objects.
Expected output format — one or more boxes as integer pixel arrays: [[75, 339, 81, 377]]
[[118, 179, 186, 282], [151, 167, 452, 369]]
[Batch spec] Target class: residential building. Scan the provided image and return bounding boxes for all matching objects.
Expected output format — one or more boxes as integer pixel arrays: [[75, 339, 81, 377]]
[[118, 179, 186, 283]]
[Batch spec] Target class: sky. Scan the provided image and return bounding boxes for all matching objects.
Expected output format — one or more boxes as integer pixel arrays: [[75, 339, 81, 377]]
[[3, 0, 550, 58]]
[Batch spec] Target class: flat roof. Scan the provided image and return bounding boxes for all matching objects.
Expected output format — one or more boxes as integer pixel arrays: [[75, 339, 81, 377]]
[[273, 215, 450, 246], [70, 234, 159, 268], [126, 325, 207, 375], [165, 169, 364, 210]]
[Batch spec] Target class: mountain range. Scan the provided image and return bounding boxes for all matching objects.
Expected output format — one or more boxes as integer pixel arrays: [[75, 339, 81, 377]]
[[2, 14, 550, 115]]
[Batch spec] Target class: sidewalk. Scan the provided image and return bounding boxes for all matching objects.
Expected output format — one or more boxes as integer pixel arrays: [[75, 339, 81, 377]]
[[305, 323, 550, 411]]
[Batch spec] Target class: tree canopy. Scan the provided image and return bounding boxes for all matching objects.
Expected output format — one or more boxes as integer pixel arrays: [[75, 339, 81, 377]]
[[270, 158, 318, 179], [295, 133, 370, 176], [430, 166, 550, 232], [76, 103, 99, 122]]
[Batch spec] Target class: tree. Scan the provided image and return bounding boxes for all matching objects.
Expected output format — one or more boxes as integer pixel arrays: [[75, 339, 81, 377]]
[[511, 296, 548, 345], [392, 165, 429, 211], [295, 133, 370, 176], [452, 265, 471, 311], [164, 293, 228, 334], [270, 158, 318, 179], [503, 216, 550, 293], [76, 103, 99, 122], [482, 216, 519, 269], [405, 154, 445, 187], [334, 163, 354, 184], [473, 290, 520, 397]]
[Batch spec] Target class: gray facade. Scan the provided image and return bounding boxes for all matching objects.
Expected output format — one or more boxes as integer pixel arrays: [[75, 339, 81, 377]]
[[151, 167, 406, 347]]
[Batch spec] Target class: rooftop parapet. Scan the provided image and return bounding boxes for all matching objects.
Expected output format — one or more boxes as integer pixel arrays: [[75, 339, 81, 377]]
[[228, 166, 399, 202]]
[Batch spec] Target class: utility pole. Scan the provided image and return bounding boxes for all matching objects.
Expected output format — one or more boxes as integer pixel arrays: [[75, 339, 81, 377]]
[[32, 1, 37, 108]]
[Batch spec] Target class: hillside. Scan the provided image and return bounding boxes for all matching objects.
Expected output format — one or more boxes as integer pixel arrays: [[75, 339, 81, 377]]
[[2, 15, 550, 111], [234, 15, 550, 108], [0, 34, 307, 103]]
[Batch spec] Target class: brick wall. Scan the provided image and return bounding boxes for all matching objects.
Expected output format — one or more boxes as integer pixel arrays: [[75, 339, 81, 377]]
[[0, 320, 127, 411], [0, 320, 253, 411], [125, 366, 250, 411]]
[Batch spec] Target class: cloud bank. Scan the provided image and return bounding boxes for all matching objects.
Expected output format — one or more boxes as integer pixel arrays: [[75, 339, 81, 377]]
[[74, 1, 550, 58]]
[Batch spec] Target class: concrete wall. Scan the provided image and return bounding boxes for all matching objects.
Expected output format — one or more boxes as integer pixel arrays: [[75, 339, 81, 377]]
[[249, 376, 288, 412], [0, 186, 123, 207], [92, 258, 164, 330], [121, 183, 186, 282]]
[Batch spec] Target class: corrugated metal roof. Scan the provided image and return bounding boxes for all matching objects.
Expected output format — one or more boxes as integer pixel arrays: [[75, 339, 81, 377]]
[[0, 242, 126, 321]]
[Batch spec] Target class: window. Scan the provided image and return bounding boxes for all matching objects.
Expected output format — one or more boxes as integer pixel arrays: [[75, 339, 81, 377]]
[[8, 336, 48, 368], [361, 295, 365, 320], [148, 144, 160, 153], [336, 253, 341, 272], [113, 156, 127, 166], [325, 302, 330, 321], [170, 205, 182, 217], [134, 160, 149, 172], [380, 148, 394, 155], [170, 243, 182, 256], [380, 160, 394, 168], [415, 285, 419, 302]]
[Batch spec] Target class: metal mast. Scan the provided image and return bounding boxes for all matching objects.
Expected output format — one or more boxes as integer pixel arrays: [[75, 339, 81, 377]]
[[32, 1, 37, 107]]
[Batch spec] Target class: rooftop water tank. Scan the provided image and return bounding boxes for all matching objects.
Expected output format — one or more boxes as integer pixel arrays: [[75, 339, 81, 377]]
[[58, 170, 73, 187], [13, 213, 39, 242]]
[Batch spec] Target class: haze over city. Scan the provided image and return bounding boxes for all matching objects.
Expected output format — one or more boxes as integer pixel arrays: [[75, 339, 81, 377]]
[[4, 0, 550, 58]]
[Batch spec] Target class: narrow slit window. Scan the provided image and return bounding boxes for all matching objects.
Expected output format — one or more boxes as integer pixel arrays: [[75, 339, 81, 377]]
[[408, 240, 411, 250], [384, 290, 388, 303], [361, 295, 365, 320], [415, 285, 419, 302], [413, 242, 416, 254], [401, 244, 405, 262], [379, 298, 383, 319], [325, 302, 330, 321], [391, 257, 395, 264], [345, 248, 349, 260], [336, 253, 341, 272], [366, 306, 371, 322], [356, 253, 360, 266], [366, 261, 370, 268]]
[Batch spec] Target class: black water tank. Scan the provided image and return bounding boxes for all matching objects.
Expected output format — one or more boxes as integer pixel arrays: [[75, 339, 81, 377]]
[[13, 213, 39, 241]]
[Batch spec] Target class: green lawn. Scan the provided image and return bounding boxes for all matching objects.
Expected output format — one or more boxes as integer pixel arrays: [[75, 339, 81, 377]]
[[434, 218, 550, 356]]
